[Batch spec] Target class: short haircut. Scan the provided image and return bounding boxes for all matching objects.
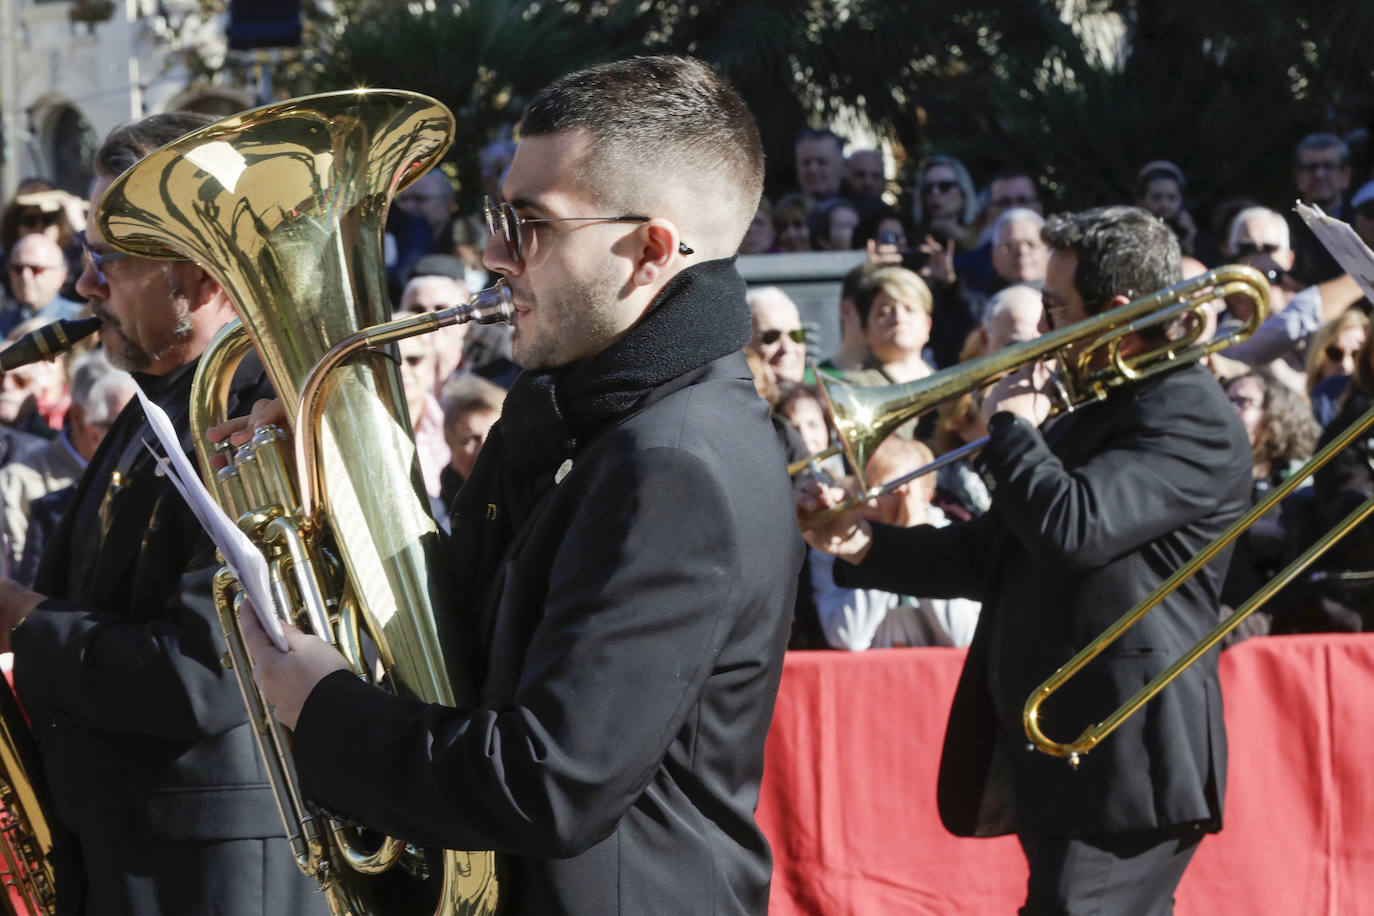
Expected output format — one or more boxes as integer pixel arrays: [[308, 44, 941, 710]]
[[520, 55, 764, 258], [983, 283, 1043, 333], [866, 437, 936, 498], [94, 111, 218, 178], [795, 127, 845, 155], [440, 373, 506, 429], [1227, 206, 1290, 254], [745, 285, 800, 322], [852, 266, 932, 327], [1295, 132, 1349, 166], [1040, 206, 1180, 314], [992, 207, 1045, 247], [775, 381, 822, 417], [401, 273, 464, 309]]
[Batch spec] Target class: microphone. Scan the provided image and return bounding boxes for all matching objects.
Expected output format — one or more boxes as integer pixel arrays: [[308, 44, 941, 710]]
[[0, 316, 102, 372]]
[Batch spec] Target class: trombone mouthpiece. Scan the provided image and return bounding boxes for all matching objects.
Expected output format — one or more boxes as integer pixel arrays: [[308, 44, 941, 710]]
[[0, 316, 102, 372]]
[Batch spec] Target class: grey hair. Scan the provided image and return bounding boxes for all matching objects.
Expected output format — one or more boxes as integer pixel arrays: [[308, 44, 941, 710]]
[[992, 207, 1045, 247], [1227, 206, 1290, 254], [69, 350, 135, 425], [1294, 132, 1349, 167]]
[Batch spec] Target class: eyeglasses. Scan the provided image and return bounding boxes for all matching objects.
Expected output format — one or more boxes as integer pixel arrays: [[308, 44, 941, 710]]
[[8, 263, 59, 275], [1325, 344, 1360, 363], [1228, 394, 1263, 411], [483, 195, 693, 264], [1234, 241, 1283, 258], [17, 211, 59, 230], [924, 180, 959, 195], [1296, 159, 1346, 174], [758, 328, 806, 346], [79, 231, 132, 285]]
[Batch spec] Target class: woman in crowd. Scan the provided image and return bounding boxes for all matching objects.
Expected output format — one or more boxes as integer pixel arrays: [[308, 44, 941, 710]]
[[1273, 332, 1374, 633], [1220, 369, 1320, 633], [772, 192, 812, 252], [842, 266, 935, 387], [740, 197, 777, 254], [1306, 308, 1368, 426], [910, 155, 978, 250]]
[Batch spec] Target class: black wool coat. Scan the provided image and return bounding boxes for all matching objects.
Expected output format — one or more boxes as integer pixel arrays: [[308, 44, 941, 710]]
[[294, 352, 804, 915], [838, 363, 1252, 838]]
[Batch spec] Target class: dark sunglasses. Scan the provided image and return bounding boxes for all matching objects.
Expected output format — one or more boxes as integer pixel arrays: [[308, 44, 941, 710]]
[[1326, 344, 1360, 363], [78, 231, 132, 285], [17, 210, 59, 230], [759, 328, 806, 346], [1234, 241, 1282, 258], [482, 195, 692, 263], [924, 180, 959, 195]]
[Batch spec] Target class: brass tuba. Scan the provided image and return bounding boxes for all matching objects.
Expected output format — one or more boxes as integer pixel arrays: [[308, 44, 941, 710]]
[[93, 90, 503, 915]]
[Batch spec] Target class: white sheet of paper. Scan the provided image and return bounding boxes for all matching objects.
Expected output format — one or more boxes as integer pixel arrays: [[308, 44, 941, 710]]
[[133, 387, 288, 651], [1294, 200, 1374, 304]]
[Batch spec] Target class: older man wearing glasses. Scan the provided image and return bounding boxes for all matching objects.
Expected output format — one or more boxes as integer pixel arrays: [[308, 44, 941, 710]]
[[237, 55, 801, 916], [2, 233, 84, 336], [746, 285, 808, 384], [0, 111, 328, 916]]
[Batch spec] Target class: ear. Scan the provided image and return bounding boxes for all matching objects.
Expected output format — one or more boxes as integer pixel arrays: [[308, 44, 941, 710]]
[[185, 263, 225, 310], [630, 219, 684, 288], [1101, 293, 1131, 313]]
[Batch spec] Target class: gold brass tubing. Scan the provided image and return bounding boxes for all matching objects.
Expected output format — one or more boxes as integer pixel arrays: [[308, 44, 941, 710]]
[[1024, 403, 1374, 767], [787, 443, 841, 477], [294, 287, 512, 535], [263, 517, 334, 643], [330, 824, 406, 875], [215, 575, 319, 877]]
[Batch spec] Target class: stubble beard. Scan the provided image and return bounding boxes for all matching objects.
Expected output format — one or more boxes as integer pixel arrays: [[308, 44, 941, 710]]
[[511, 254, 624, 371]]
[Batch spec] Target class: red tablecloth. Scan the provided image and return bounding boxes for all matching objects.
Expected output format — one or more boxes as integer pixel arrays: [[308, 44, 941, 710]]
[[758, 634, 1374, 915]]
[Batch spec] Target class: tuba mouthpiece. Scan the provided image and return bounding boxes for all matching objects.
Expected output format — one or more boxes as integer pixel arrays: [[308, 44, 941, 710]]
[[0, 316, 102, 372], [434, 281, 513, 329]]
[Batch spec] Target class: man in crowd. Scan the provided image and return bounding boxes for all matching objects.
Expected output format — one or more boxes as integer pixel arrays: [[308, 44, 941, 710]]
[[237, 55, 802, 915], [989, 208, 1049, 292], [1220, 204, 1364, 388], [1287, 132, 1353, 287], [958, 168, 1044, 295], [806, 206, 1252, 914], [847, 148, 887, 198], [0, 350, 134, 578], [794, 127, 848, 199], [0, 112, 327, 915], [747, 285, 808, 383], [3, 233, 84, 335], [980, 283, 1045, 352]]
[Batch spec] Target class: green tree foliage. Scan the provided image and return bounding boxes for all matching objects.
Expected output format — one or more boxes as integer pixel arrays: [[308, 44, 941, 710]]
[[245, 0, 1374, 223]]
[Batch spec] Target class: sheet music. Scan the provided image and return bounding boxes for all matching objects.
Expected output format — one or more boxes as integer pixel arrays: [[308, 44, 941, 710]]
[[134, 388, 288, 651], [1294, 200, 1374, 303]]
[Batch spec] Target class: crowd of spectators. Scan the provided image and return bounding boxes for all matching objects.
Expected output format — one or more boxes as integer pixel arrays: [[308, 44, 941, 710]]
[[3, 124, 1373, 653], [740, 127, 1374, 649]]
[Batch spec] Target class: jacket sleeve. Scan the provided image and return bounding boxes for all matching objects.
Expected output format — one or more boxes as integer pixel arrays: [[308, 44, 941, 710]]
[[13, 493, 249, 743], [977, 398, 1236, 571], [292, 445, 756, 857], [832, 511, 996, 601]]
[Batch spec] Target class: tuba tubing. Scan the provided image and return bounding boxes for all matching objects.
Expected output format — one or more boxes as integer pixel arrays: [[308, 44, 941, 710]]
[[94, 89, 500, 916]]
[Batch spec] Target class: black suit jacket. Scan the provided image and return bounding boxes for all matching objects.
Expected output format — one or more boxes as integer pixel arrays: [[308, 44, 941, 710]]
[[12, 357, 326, 914], [838, 363, 1251, 837], [293, 353, 803, 915]]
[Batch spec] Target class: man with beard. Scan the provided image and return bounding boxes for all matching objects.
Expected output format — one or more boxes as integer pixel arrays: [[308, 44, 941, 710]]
[[234, 55, 801, 915], [0, 112, 327, 915]]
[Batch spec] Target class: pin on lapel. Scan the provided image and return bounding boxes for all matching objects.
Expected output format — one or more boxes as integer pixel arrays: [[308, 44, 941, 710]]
[[555, 459, 573, 484]]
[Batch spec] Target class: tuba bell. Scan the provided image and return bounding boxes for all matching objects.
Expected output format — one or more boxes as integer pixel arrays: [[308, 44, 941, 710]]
[[93, 89, 502, 916]]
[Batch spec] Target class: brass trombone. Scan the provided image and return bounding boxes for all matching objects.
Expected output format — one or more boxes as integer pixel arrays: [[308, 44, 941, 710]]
[[796, 265, 1271, 530], [1024, 403, 1374, 768]]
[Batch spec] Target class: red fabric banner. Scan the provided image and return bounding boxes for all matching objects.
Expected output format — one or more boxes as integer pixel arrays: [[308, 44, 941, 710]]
[[759, 635, 1374, 915]]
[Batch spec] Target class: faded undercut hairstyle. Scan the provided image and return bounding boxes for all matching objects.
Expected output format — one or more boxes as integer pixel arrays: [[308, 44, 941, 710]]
[[94, 111, 218, 179], [520, 55, 765, 259], [1041, 204, 1180, 342]]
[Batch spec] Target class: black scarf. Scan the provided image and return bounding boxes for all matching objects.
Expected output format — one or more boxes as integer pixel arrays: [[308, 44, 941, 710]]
[[446, 256, 752, 643]]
